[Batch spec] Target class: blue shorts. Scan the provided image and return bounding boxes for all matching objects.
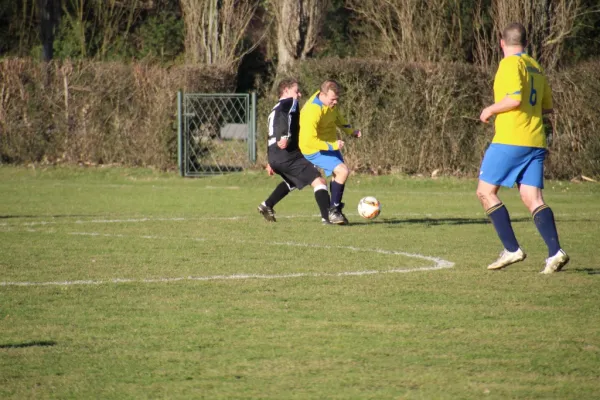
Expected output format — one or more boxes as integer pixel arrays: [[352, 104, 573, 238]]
[[479, 143, 546, 188], [303, 150, 344, 177]]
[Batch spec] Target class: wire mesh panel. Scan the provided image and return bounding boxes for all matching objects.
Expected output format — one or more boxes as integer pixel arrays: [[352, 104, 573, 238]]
[[178, 93, 256, 176]]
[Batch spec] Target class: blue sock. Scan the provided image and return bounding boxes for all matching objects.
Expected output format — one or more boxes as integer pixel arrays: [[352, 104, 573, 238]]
[[533, 204, 561, 257], [487, 203, 519, 252], [330, 181, 345, 208]]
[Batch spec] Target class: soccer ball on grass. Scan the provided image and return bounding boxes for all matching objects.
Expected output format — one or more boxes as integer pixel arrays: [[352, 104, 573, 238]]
[[357, 196, 381, 220]]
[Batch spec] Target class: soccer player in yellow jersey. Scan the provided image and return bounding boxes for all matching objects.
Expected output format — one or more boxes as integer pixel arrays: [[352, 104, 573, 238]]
[[299, 80, 361, 225], [477, 23, 569, 274]]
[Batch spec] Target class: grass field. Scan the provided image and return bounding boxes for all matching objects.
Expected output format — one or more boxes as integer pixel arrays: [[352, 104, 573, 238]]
[[1, 166, 599, 399]]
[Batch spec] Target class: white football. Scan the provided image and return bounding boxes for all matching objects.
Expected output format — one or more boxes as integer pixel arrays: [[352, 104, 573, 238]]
[[357, 196, 381, 220]]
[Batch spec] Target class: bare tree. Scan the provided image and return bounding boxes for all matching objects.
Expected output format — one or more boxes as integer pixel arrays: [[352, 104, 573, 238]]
[[95, 0, 143, 59], [346, 0, 463, 63], [180, 0, 260, 70], [267, 0, 330, 72], [474, 0, 587, 70], [472, 0, 496, 68], [59, 0, 143, 59]]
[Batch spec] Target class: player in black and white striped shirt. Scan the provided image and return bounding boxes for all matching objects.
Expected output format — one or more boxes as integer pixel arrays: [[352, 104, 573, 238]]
[[258, 79, 332, 224]]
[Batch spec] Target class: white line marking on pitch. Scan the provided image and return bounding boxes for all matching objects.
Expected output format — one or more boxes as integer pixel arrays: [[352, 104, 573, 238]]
[[69, 231, 205, 241], [0, 231, 454, 287], [1, 264, 452, 287]]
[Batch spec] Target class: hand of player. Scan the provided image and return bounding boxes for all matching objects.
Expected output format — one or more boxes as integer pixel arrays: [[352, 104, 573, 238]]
[[337, 140, 345, 149], [353, 130, 362, 138], [479, 107, 494, 123], [266, 163, 274, 176], [277, 137, 288, 149]]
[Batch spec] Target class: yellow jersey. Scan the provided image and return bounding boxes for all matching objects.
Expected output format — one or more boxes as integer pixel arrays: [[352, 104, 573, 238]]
[[493, 53, 552, 148], [299, 91, 355, 155]]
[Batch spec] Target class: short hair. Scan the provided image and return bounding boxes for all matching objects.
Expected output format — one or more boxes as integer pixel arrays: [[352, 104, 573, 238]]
[[320, 80, 341, 95], [502, 23, 527, 47], [277, 78, 299, 97]]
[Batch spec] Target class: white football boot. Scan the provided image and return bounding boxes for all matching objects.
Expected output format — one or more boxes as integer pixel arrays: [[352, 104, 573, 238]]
[[487, 248, 527, 270], [540, 250, 570, 274]]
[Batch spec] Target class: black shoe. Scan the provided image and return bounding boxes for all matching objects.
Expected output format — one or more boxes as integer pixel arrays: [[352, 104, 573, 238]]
[[258, 203, 276, 222], [321, 218, 332, 225], [328, 206, 347, 225]]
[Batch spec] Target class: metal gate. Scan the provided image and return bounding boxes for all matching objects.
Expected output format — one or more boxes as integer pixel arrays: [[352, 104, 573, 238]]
[[177, 91, 257, 176]]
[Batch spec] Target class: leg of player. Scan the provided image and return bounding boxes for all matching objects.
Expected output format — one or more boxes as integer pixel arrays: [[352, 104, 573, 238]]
[[329, 163, 350, 224], [518, 184, 569, 274], [258, 181, 291, 222], [476, 180, 526, 270], [310, 177, 331, 224], [330, 163, 349, 207], [304, 150, 348, 225]]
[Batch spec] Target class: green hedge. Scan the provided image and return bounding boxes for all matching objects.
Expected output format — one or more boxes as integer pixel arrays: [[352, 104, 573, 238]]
[[2, 57, 599, 179], [0, 58, 234, 169]]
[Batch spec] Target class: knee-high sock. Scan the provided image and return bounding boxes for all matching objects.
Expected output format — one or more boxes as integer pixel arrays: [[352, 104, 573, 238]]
[[330, 180, 345, 208], [532, 204, 561, 257], [314, 186, 330, 220], [487, 203, 519, 252], [265, 181, 290, 208]]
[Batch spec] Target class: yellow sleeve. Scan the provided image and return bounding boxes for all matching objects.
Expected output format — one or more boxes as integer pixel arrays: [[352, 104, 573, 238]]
[[300, 104, 339, 152], [498, 57, 523, 101], [334, 108, 355, 136]]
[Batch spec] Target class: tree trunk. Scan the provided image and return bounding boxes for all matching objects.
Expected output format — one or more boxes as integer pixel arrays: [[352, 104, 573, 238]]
[[181, 0, 259, 70], [38, 0, 60, 61], [273, 0, 330, 73]]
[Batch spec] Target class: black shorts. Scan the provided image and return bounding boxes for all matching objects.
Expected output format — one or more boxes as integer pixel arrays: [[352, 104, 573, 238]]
[[270, 153, 321, 190]]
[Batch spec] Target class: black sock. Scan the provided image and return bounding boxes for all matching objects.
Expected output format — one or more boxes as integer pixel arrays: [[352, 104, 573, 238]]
[[330, 180, 345, 208], [532, 204, 561, 257], [314, 188, 331, 220], [487, 203, 519, 252], [265, 182, 290, 208]]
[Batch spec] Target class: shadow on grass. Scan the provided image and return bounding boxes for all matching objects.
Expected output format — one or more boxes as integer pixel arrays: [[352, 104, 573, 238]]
[[358, 217, 532, 226], [572, 268, 600, 275], [0, 340, 56, 349]]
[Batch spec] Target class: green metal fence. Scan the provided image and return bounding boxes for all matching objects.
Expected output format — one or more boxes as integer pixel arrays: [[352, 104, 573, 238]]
[[177, 91, 257, 176]]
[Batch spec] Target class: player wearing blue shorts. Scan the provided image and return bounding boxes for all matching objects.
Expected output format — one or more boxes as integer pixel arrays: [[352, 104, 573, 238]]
[[478, 23, 569, 274], [299, 80, 361, 225]]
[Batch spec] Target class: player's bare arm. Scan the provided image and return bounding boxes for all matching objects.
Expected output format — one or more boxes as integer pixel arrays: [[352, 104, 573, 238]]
[[265, 163, 274, 176], [480, 96, 521, 123]]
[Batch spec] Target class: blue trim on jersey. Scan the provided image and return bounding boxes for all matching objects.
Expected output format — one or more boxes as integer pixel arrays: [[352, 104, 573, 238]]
[[312, 95, 324, 107], [508, 91, 521, 95], [304, 150, 344, 177], [479, 144, 546, 188]]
